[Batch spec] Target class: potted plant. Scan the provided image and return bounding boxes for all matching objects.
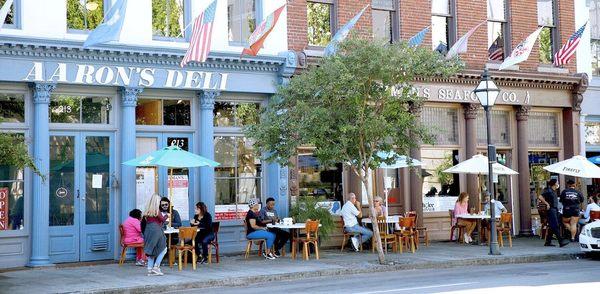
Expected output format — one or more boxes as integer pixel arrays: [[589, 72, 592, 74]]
[[289, 196, 335, 241]]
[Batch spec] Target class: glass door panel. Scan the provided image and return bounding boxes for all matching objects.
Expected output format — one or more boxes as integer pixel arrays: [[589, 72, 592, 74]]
[[85, 136, 110, 225], [49, 135, 76, 227]]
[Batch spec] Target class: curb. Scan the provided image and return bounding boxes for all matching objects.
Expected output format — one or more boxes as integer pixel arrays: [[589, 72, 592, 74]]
[[86, 252, 582, 294]]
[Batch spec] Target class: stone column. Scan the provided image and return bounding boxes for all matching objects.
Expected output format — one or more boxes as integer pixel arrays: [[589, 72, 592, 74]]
[[516, 105, 532, 236], [409, 103, 424, 226], [199, 90, 220, 214], [120, 87, 142, 222], [28, 82, 55, 267], [463, 103, 479, 209]]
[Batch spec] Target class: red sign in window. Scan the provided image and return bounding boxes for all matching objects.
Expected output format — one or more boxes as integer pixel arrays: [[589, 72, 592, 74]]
[[0, 188, 9, 230]]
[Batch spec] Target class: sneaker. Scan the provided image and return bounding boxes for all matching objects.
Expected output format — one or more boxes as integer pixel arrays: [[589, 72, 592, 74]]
[[273, 251, 281, 258], [135, 260, 145, 267], [350, 237, 359, 252], [197, 257, 207, 264], [463, 233, 470, 244], [559, 240, 570, 247], [147, 269, 159, 276], [151, 267, 164, 276], [263, 252, 276, 260]]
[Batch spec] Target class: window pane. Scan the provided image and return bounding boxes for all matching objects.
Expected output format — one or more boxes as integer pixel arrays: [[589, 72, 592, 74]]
[[152, 0, 185, 38], [0, 94, 25, 123], [527, 112, 559, 147], [487, 0, 505, 21], [50, 95, 81, 123], [539, 26, 554, 64], [0, 0, 14, 25], [163, 99, 191, 126], [591, 0, 600, 39], [216, 178, 236, 205], [528, 151, 558, 208], [537, 0, 554, 26], [421, 107, 459, 145], [85, 136, 110, 225], [476, 109, 510, 146], [215, 136, 236, 177], [214, 102, 235, 127], [421, 149, 461, 201], [585, 122, 600, 146], [136, 99, 162, 125], [82, 97, 110, 124], [307, 2, 332, 47], [237, 137, 260, 177], [67, 0, 104, 30], [372, 9, 392, 43], [49, 136, 76, 226], [431, 0, 450, 15], [238, 177, 260, 205], [235, 103, 260, 126], [227, 0, 256, 44], [0, 165, 25, 230], [432, 16, 449, 53], [488, 22, 504, 61], [372, 0, 394, 10]]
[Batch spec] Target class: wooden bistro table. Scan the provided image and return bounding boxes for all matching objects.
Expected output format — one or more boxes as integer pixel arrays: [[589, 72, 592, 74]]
[[164, 227, 200, 267], [456, 214, 499, 245], [267, 223, 322, 259]]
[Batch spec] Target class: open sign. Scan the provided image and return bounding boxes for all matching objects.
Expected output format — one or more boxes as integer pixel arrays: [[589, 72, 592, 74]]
[[0, 188, 8, 230]]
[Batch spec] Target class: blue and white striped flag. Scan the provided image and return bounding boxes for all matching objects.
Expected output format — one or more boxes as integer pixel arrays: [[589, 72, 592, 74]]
[[323, 4, 369, 57], [83, 0, 128, 48], [0, 0, 14, 31], [408, 26, 430, 47]]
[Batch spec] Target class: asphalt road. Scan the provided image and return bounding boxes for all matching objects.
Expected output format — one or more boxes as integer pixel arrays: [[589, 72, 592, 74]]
[[171, 259, 600, 294]]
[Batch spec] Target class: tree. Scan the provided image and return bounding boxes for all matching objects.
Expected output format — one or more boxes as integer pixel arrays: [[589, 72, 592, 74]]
[[244, 37, 463, 264]]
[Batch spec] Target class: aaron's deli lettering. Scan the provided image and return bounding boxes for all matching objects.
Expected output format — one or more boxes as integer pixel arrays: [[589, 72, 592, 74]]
[[22, 62, 227, 90]]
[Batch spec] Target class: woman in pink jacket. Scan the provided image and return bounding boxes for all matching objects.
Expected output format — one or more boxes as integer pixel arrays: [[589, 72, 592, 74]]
[[123, 209, 146, 266]]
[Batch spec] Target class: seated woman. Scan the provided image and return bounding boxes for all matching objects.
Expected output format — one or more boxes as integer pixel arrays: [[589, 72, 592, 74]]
[[373, 196, 387, 217], [123, 209, 146, 266], [245, 198, 277, 260], [190, 202, 214, 264], [453, 192, 477, 243]]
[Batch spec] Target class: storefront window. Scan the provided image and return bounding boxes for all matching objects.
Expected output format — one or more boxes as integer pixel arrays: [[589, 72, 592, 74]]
[[67, 0, 104, 31], [0, 164, 25, 231], [476, 109, 510, 146], [372, 0, 396, 43], [214, 102, 259, 127], [487, 0, 507, 61], [585, 121, 600, 146], [307, 1, 333, 47], [528, 151, 558, 208], [136, 98, 191, 126], [0, 0, 16, 28], [537, 0, 556, 64], [152, 0, 185, 39], [0, 94, 25, 123], [227, 0, 256, 45], [421, 106, 459, 145], [421, 149, 460, 212], [50, 95, 111, 124], [432, 0, 453, 54], [297, 148, 343, 203], [214, 136, 262, 220], [527, 112, 559, 147]]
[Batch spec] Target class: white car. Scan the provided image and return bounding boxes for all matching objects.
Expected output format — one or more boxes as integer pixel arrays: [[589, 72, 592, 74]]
[[579, 220, 600, 253]]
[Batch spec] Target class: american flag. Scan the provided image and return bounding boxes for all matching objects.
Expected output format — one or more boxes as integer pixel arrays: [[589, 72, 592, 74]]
[[488, 37, 504, 61], [181, 0, 217, 67], [553, 22, 587, 67]]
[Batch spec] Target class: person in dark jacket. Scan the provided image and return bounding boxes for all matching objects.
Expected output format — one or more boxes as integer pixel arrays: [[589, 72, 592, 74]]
[[190, 202, 214, 264], [160, 197, 182, 229], [560, 180, 585, 241], [259, 197, 289, 257], [539, 179, 569, 247]]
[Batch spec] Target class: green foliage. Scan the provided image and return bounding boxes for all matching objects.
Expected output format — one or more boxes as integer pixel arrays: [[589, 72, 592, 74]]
[[307, 2, 332, 46], [289, 196, 335, 241], [539, 27, 553, 64], [152, 0, 184, 38], [434, 154, 454, 186], [0, 133, 42, 179], [67, 0, 104, 30]]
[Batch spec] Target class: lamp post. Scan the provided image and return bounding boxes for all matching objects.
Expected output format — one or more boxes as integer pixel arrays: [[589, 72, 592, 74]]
[[473, 68, 501, 255]]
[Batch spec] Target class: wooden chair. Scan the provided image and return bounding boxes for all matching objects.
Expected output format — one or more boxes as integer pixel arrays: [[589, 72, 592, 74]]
[[590, 210, 600, 222], [497, 213, 513, 248], [243, 219, 266, 259], [406, 211, 429, 248], [340, 217, 362, 252], [298, 219, 320, 260], [174, 227, 198, 271], [207, 221, 220, 264], [373, 216, 397, 253], [449, 210, 466, 243], [118, 224, 144, 266], [538, 207, 550, 240], [396, 217, 417, 253]]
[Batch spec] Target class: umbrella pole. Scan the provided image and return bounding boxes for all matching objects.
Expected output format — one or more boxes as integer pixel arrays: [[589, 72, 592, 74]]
[[169, 168, 173, 226]]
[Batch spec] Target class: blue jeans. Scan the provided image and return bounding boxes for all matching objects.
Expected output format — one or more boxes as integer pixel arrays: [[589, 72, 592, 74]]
[[345, 225, 373, 243], [147, 247, 167, 270], [247, 230, 276, 249]]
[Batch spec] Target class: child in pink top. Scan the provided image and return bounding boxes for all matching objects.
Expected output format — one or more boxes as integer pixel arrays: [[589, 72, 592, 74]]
[[123, 209, 146, 265]]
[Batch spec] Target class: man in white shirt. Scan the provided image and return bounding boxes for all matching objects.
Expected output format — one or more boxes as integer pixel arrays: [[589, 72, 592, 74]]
[[483, 196, 507, 216], [341, 193, 372, 251], [579, 195, 600, 225]]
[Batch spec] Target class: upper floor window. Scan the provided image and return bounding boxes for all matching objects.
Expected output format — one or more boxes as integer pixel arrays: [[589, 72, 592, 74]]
[[67, 0, 104, 31], [152, 0, 185, 39], [228, 0, 256, 45], [307, 0, 334, 47], [431, 0, 454, 54], [590, 0, 600, 75], [487, 0, 507, 61], [0, 93, 25, 123], [372, 0, 396, 43], [0, 0, 16, 28], [538, 0, 557, 64], [136, 98, 191, 126], [50, 95, 111, 124]]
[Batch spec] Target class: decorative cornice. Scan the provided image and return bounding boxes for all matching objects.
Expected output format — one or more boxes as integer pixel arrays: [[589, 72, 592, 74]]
[[463, 103, 479, 120], [516, 105, 531, 121], [121, 87, 143, 107], [199, 90, 220, 110], [31, 82, 56, 104]]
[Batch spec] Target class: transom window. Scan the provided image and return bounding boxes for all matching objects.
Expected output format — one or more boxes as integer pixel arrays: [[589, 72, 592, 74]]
[[487, 0, 507, 61], [476, 109, 510, 146], [0, 93, 25, 123], [431, 0, 454, 54], [307, 0, 334, 47], [537, 0, 557, 64], [136, 98, 191, 126], [0, 0, 16, 28], [227, 0, 256, 45], [50, 95, 111, 124], [152, 0, 186, 39], [213, 101, 260, 127], [67, 0, 104, 31], [527, 112, 559, 147]]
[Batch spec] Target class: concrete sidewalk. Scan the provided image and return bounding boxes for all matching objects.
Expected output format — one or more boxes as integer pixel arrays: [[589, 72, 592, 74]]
[[0, 237, 583, 294]]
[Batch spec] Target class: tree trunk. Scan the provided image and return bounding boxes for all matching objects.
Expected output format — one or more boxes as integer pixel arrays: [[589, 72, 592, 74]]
[[359, 168, 386, 264]]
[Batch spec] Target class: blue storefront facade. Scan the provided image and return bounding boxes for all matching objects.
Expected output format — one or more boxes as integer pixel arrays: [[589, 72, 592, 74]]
[[0, 35, 296, 267]]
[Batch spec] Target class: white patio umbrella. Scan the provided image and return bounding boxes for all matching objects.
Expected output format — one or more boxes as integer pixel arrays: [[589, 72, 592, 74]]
[[543, 155, 600, 178], [376, 151, 422, 215]]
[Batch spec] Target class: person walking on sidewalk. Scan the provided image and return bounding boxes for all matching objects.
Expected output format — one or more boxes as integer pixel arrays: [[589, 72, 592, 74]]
[[143, 193, 168, 276], [560, 180, 584, 241], [259, 197, 290, 257], [245, 198, 277, 260], [341, 193, 372, 251], [539, 179, 569, 247], [190, 202, 214, 264]]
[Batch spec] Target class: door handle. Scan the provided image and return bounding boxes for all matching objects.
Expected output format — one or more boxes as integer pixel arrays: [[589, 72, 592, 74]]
[[77, 189, 80, 199]]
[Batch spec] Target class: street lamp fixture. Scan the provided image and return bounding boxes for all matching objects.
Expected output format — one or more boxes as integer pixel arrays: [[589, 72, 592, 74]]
[[473, 68, 501, 255]]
